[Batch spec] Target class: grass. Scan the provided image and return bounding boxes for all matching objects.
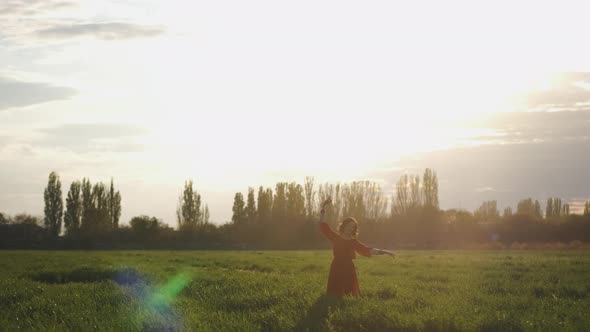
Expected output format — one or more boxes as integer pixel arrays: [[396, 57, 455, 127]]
[[1, 250, 589, 331]]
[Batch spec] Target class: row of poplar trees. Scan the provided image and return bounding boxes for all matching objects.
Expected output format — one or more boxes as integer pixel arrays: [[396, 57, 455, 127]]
[[230, 169, 440, 226], [473, 197, 573, 223], [231, 177, 396, 226], [229, 169, 439, 247], [43, 171, 122, 238]]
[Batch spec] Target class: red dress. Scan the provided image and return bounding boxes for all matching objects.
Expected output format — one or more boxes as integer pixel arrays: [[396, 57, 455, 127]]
[[320, 222, 372, 297]]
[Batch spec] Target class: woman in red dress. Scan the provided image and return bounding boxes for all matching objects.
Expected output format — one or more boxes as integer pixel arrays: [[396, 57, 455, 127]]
[[319, 198, 395, 298]]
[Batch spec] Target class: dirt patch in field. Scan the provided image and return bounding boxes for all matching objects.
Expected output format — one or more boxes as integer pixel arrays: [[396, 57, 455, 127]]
[[111, 268, 148, 285], [31, 267, 148, 285]]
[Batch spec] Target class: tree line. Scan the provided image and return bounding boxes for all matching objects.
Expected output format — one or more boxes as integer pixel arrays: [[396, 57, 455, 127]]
[[41, 172, 122, 239], [1, 169, 590, 249]]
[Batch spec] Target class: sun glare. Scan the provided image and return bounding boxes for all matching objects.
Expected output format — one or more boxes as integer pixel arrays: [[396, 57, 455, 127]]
[[135, 65, 560, 189]]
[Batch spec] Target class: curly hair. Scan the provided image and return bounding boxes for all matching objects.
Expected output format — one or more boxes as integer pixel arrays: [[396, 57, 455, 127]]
[[338, 217, 358, 239]]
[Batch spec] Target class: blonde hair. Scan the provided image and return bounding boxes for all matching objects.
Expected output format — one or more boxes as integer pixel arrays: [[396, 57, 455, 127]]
[[338, 217, 359, 238]]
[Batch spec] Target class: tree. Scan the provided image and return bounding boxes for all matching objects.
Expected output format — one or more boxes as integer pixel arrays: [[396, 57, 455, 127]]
[[245, 187, 257, 224], [444, 209, 475, 224], [176, 195, 183, 227], [286, 182, 305, 223], [64, 181, 82, 235], [409, 175, 421, 210], [272, 182, 288, 222], [553, 198, 562, 218], [545, 198, 553, 219], [584, 201, 590, 216], [318, 180, 386, 223], [392, 175, 410, 216], [108, 178, 122, 229], [129, 215, 167, 239], [91, 182, 111, 231], [130, 215, 159, 234], [333, 184, 342, 222], [44, 171, 63, 237], [201, 204, 210, 224], [534, 200, 542, 219], [206, 205, 211, 224], [422, 168, 439, 209], [517, 198, 542, 219], [561, 203, 570, 216], [503, 207, 513, 219], [304, 176, 316, 220], [177, 180, 202, 230], [13, 214, 41, 225], [545, 197, 569, 218], [266, 188, 274, 216], [112, 191, 121, 228], [474, 200, 500, 223], [232, 192, 246, 224], [257, 187, 273, 224], [81, 178, 93, 228], [342, 181, 367, 221], [392, 169, 438, 217], [365, 181, 387, 222], [0, 212, 8, 224]]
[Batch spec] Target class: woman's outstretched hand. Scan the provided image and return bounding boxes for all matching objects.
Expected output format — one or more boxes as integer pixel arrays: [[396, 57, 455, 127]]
[[382, 250, 396, 257], [372, 248, 396, 257]]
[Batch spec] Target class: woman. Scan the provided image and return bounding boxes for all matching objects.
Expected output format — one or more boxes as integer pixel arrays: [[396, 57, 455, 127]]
[[319, 198, 394, 298]]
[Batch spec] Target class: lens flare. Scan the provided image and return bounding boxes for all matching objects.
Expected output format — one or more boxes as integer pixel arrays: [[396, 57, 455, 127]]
[[148, 272, 191, 308], [121, 270, 192, 329]]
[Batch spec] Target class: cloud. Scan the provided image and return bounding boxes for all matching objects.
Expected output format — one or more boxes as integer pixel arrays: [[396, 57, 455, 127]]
[[0, 136, 12, 152], [373, 109, 590, 212], [35, 123, 149, 153], [465, 110, 590, 145], [40, 123, 148, 139], [521, 72, 590, 110], [475, 187, 496, 193], [1, 2, 163, 47], [0, 0, 75, 16], [386, 140, 590, 212], [0, 76, 76, 111], [35, 22, 165, 41]]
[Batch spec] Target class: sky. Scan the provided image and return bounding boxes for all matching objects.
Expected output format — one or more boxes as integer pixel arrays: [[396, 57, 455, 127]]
[[1, 0, 590, 225]]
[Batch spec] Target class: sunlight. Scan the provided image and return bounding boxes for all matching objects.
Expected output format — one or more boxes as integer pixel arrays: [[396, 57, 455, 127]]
[[2, 2, 590, 329], [3, 0, 589, 225], [141, 67, 552, 187]]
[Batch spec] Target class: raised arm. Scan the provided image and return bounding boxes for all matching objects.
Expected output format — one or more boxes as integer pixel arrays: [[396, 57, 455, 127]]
[[319, 198, 338, 241]]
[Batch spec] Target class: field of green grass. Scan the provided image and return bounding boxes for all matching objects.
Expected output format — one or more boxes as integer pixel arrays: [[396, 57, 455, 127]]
[[1, 250, 589, 331]]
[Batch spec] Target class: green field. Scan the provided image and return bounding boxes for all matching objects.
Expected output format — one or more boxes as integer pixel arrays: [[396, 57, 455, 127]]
[[1, 250, 589, 331]]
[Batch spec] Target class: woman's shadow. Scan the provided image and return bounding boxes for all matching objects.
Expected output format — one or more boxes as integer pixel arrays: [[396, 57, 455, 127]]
[[293, 295, 342, 332]]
